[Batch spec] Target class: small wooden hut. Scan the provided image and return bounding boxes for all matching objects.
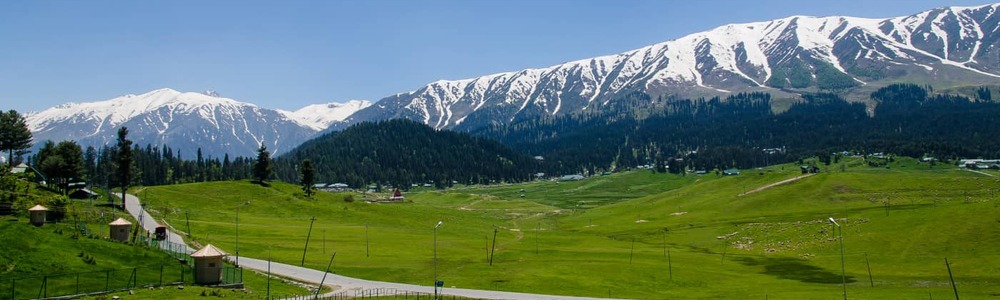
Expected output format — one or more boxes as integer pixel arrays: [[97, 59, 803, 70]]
[[28, 205, 47, 226], [109, 217, 132, 242], [191, 244, 227, 285]]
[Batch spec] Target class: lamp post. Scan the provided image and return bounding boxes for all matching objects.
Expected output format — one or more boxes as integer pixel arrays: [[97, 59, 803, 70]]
[[139, 203, 145, 230], [235, 201, 250, 267], [434, 220, 443, 300], [829, 217, 846, 300]]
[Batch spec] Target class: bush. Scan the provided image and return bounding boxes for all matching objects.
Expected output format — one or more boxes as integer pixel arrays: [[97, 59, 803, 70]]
[[43, 195, 70, 221]]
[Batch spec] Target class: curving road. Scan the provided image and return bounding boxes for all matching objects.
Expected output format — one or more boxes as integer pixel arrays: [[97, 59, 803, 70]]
[[121, 193, 615, 300]]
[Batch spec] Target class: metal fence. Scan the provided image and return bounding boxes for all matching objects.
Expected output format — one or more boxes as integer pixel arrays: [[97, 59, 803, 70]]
[[274, 288, 487, 300], [1, 239, 242, 300], [0, 264, 190, 300], [0, 264, 244, 300], [222, 266, 243, 285], [136, 236, 193, 264]]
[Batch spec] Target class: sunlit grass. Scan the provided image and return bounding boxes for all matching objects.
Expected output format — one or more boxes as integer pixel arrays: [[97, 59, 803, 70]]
[[139, 157, 1000, 298]]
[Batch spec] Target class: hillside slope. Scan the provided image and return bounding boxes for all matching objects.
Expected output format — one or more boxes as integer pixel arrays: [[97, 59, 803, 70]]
[[274, 119, 538, 187]]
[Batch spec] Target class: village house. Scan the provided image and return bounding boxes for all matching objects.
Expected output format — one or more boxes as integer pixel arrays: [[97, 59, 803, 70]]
[[559, 174, 585, 181], [762, 147, 785, 155], [388, 188, 405, 201], [958, 159, 1000, 169]]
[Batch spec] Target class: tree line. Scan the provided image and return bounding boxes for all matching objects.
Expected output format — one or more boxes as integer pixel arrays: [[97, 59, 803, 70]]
[[7, 83, 999, 194], [475, 84, 1000, 175], [23, 130, 260, 195]]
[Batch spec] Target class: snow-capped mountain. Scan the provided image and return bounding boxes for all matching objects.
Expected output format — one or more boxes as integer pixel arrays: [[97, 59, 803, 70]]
[[281, 100, 372, 131], [341, 3, 1000, 131], [26, 88, 318, 157]]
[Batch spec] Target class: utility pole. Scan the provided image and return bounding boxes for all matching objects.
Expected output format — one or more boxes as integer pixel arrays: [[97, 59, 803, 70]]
[[434, 221, 443, 300], [630, 237, 635, 265], [266, 247, 272, 300], [946, 258, 959, 300], [315, 252, 337, 300], [829, 218, 846, 300], [302, 216, 316, 266], [489, 227, 498, 266]]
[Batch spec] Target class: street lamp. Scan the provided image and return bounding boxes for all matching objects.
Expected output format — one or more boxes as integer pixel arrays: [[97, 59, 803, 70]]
[[235, 201, 251, 267], [434, 220, 443, 300], [829, 217, 846, 300]]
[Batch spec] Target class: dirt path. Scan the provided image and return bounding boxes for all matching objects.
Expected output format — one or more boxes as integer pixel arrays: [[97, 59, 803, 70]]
[[458, 199, 482, 210], [964, 168, 996, 177], [739, 173, 815, 196]]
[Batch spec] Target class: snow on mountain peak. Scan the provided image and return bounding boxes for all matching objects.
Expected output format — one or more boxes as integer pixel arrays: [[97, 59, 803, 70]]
[[284, 100, 372, 130], [343, 2, 1000, 131], [26, 88, 253, 132]]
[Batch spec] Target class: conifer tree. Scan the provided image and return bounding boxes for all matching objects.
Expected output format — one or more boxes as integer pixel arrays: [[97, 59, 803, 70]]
[[115, 127, 133, 208], [0, 110, 33, 165], [301, 159, 315, 197], [254, 143, 272, 184]]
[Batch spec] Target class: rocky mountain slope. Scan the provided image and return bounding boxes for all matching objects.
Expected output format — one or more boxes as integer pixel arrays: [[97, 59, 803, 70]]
[[25, 89, 367, 157], [340, 3, 1000, 131]]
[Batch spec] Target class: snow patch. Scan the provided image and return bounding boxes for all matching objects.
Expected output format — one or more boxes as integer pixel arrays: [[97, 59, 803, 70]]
[[284, 100, 372, 130]]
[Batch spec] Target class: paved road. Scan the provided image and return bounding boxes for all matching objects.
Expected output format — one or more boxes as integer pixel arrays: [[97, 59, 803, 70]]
[[121, 193, 613, 300], [122, 192, 191, 253]]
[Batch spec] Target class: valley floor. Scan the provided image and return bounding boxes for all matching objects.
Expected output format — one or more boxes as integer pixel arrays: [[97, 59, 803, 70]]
[[134, 158, 1000, 299]]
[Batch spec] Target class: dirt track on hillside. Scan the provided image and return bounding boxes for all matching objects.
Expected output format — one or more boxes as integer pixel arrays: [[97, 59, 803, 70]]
[[739, 174, 815, 196]]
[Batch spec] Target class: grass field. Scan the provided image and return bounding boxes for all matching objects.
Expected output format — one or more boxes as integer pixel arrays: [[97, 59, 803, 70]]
[[138, 157, 1000, 299], [0, 187, 313, 300]]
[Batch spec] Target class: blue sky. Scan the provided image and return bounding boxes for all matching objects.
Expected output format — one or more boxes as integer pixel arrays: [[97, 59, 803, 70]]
[[1, 0, 995, 112]]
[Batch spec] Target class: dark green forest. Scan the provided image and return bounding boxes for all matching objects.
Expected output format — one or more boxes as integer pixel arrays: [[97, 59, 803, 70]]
[[29, 142, 256, 192], [475, 84, 1000, 175], [272, 119, 538, 189]]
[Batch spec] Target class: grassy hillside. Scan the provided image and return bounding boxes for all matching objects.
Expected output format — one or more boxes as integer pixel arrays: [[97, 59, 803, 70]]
[[0, 216, 177, 276], [140, 157, 1000, 299], [0, 180, 312, 300]]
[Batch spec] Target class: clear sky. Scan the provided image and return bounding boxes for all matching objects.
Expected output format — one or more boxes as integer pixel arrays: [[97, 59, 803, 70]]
[[1, 0, 995, 113]]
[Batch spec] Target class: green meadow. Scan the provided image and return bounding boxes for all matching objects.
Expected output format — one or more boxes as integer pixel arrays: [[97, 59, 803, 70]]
[[0, 193, 313, 300], [138, 157, 1000, 299]]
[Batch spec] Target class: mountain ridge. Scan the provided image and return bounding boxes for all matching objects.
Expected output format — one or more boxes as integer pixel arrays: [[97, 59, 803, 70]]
[[25, 88, 368, 157], [339, 2, 1000, 131], [23, 3, 1000, 158]]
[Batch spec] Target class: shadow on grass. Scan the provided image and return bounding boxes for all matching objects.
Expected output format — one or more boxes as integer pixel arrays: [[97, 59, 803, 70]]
[[735, 256, 856, 284]]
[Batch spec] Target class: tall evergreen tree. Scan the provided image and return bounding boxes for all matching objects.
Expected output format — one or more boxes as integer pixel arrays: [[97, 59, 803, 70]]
[[253, 143, 272, 184], [115, 127, 134, 208], [301, 159, 316, 197], [83, 146, 97, 183], [33, 141, 56, 185], [0, 110, 33, 165], [976, 86, 993, 103], [39, 141, 84, 194]]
